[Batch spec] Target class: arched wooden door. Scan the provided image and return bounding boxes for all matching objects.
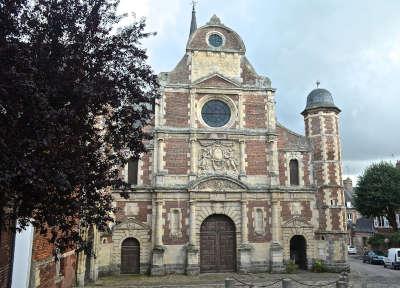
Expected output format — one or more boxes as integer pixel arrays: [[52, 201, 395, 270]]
[[200, 214, 236, 272], [121, 238, 140, 274], [290, 235, 307, 270]]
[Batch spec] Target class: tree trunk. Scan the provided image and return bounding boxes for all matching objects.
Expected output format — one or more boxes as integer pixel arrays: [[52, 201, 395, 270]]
[[387, 210, 398, 231]]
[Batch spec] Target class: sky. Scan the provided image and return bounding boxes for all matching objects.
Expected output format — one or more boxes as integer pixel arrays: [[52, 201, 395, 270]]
[[117, 0, 400, 183]]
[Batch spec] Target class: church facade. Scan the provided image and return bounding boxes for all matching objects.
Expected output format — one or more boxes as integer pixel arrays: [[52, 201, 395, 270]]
[[93, 11, 348, 277]]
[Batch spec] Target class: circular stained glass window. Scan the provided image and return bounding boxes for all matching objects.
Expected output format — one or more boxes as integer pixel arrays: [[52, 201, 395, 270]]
[[208, 33, 223, 47], [201, 100, 231, 127]]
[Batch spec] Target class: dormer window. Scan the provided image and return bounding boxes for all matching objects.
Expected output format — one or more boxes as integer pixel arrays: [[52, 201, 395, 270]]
[[208, 33, 223, 48]]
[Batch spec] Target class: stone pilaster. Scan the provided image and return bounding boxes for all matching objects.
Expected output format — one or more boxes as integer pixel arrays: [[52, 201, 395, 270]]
[[239, 139, 246, 178], [270, 200, 284, 272], [238, 200, 252, 273], [189, 138, 197, 181], [267, 135, 279, 186], [155, 137, 165, 186], [186, 200, 200, 275], [151, 200, 165, 275]]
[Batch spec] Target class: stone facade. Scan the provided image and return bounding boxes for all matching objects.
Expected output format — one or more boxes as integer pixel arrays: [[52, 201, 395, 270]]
[[93, 13, 348, 277]]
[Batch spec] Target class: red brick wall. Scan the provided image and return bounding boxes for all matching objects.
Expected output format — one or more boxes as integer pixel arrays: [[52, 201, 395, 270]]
[[164, 92, 189, 127], [278, 151, 286, 185], [331, 209, 341, 231], [164, 139, 189, 174], [244, 95, 266, 129], [60, 253, 77, 288], [0, 226, 14, 288], [245, 140, 267, 175], [280, 201, 312, 222], [141, 152, 152, 185], [162, 201, 189, 245], [301, 201, 313, 222], [115, 201, 152, 223], [247, 201, 271, 242]]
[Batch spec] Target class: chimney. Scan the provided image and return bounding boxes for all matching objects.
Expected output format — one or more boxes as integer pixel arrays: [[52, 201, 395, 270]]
[[343, 177, 353, 192]]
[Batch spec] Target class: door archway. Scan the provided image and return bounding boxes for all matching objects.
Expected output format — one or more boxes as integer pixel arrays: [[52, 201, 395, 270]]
[[121, 237, 140, 274], [290, 235, 307, 270], [200, 214, 236, 272]]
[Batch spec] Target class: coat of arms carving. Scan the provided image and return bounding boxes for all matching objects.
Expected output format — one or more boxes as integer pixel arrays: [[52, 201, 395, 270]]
[[198, 140, 239, 176]]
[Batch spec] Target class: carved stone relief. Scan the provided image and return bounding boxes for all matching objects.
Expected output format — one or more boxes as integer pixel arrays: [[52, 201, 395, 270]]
[[196, 179, 242, 191], [198, 140, 239, 176]]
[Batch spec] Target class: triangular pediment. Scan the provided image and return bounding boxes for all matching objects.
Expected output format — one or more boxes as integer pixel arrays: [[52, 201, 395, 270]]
[[282, 216, 313, 228], [189, 175, 248, 191], [193, 73, 240, 88], [115, 217, 150, 231]]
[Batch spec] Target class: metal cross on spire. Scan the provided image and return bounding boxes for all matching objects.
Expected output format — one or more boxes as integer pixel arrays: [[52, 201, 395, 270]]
[[316, 81, 320, 88]]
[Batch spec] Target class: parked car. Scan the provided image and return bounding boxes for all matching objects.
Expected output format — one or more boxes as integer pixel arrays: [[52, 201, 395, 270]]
[[383, 248, 400, 269], [347, 245, 357, 255], [363, 250, 386, 264]]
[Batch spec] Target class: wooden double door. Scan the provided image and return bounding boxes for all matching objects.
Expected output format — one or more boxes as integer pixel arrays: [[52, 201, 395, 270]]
[[200, 214, 236, 272], [121, 238, 140, 274]]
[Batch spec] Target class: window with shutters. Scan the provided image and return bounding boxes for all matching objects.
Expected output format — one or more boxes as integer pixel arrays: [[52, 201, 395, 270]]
[[128, 158, 139, 185], [289, 159, 299, 186]]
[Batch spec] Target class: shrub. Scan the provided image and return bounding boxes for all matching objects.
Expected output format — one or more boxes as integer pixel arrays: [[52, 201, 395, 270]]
[[368, 233, 386, 248], [312, 260, 327, 273], [286, 260, 298, 274]]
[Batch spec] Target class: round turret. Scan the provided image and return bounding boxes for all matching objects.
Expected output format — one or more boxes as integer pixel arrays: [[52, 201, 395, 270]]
[[301, 88, 340, 115]]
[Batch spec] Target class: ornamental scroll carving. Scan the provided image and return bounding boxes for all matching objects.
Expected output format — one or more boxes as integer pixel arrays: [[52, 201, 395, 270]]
[[198, 140, 239, 176], [196, 179, 242, 191]]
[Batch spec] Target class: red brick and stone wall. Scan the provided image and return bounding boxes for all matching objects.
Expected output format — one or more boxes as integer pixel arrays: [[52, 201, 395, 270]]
[[245, 140, 267, 175], [164, 139, 190, 174], [162, 201, 189, 245], [164, 92, 189, 127], [247, 201, 271, 242], [244, 95, 266, 129], [0, 226, 15, 288]]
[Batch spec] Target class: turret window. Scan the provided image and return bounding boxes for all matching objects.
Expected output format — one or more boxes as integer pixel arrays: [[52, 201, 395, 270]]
[[289, 159, 299, 186]]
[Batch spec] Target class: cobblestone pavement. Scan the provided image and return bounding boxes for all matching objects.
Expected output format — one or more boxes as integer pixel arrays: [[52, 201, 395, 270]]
[[87, 257, 400, 288]]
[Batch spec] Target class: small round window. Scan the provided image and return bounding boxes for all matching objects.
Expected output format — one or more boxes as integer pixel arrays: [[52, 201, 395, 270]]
[[201, 100, 231, 127], [208, 33, 223, 47]]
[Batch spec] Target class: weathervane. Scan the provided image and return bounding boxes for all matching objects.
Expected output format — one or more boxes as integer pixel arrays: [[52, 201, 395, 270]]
[[191, 0, 198, 9], [316, 80, 320, 88]]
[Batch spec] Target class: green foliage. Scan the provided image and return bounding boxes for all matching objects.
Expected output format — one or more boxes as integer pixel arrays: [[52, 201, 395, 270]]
[[0, 0, 159, 251], [389, 231, 400, 247], [368, 234, 387, 248], [353, 162, 400, 231], [311, 259, 327, 273], [286, 260, 298, 274]]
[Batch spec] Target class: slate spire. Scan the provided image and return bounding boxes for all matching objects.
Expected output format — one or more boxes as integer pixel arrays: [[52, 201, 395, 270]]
[[189, 1, 197, 38]]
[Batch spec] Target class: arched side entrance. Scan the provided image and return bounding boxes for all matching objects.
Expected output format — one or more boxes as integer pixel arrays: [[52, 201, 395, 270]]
[[290, 235, 307, 270], [200, 214, 236, 272], [121, 238, 140, 274]]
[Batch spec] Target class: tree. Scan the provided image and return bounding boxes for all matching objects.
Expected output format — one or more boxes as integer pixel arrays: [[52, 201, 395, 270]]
[[0, 0, 159, 250], [353, 162, 400, 231]]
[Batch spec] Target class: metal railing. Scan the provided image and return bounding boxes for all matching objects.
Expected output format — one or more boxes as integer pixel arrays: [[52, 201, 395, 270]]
[[225, 272, 350, 288]]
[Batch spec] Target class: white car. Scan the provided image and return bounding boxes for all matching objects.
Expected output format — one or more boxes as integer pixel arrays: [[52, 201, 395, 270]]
[[348, 245, 357, 255], [383, 248, 400, 269]]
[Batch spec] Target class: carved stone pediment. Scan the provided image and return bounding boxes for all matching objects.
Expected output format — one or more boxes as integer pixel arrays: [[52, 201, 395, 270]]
[[282, 216, 313, 229], [189, 176, 247, 191], [115, 217, 150, 231], [193, 73, 240, 88], [198, 140, 239, 177]]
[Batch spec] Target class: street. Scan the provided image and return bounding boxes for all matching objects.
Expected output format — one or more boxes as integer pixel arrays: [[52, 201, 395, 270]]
[[348, 256, 400, 287]]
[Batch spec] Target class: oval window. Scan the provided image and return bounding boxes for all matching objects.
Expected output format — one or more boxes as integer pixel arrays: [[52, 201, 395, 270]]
[[201, 100, 231, 127], [208, 33, 223, 47]]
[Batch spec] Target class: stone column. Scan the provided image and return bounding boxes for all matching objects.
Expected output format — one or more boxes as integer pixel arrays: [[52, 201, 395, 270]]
[[189, 201, 197, 245], [270, 200, 284, 272], [241, 200, 248, 244], [239, 139, 246, 178], [267, 135, 279, 186], [238, 200, 251, 273], [186, 200, 199, 275], [189, 138, 197, 180], [155, 138, 165, 186], [155, 200, 163, 246], [151, 200, 165, 275]]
